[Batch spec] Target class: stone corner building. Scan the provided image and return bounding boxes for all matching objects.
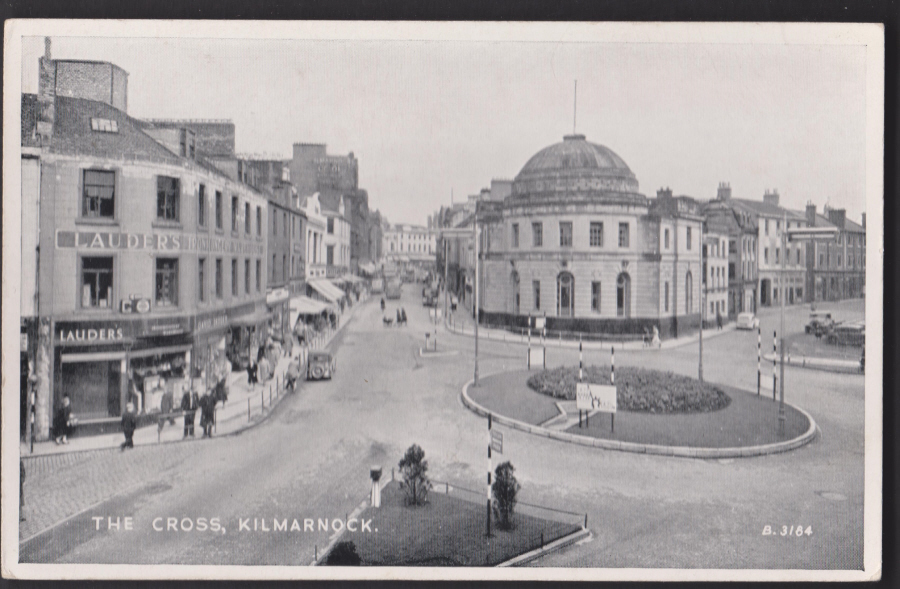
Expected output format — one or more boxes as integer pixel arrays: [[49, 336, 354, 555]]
[[479, 134, 703, 340]]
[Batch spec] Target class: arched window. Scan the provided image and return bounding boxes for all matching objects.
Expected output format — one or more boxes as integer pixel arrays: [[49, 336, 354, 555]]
[[557, 272, 574, 317], [616, 272, 631, 318], [511, 271, 520, 314], [685, 271, 693, 314]]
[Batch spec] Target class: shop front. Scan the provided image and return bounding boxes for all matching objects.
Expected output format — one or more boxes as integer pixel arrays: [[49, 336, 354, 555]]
[[225, 304, 271, 371], [266, 287, 291, 345]]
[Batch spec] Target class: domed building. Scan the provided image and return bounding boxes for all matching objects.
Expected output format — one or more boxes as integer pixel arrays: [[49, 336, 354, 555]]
[[479, 134, 704, 339]]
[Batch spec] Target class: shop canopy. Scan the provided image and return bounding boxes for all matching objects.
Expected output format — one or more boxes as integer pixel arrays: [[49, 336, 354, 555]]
[[289, 296, 331, 328], [308, 279, 346, 303], [359, 262, 377, 275]]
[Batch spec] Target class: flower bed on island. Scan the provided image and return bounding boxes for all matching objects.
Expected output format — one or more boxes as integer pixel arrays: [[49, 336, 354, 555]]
[[527, 366, 730, 413]]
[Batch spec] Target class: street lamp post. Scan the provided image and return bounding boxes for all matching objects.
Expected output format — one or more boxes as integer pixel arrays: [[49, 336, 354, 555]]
[[778, 210, 787, 434]]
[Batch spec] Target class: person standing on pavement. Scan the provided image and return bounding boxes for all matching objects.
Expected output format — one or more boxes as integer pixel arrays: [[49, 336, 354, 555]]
[[285, 355, 301, 392], [53, 394, 74, 445], [120, 401, 137, 450], [716, 309, 723, 330], [258, 354, 270, 383], [160, 388, 175, 426], [199, 392, 216, 438], [180, 388, 199, 438]]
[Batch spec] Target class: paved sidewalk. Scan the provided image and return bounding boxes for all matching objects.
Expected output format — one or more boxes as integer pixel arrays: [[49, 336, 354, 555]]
[[20, 297, 367, 459], [442, 304, 736, 351], [762, 352, 863, 373]]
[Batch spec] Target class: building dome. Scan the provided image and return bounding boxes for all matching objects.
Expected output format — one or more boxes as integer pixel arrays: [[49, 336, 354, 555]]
[[512, 134, 641, 199]]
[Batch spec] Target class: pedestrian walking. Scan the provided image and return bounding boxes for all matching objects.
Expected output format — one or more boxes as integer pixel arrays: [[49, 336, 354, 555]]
[[396, 308, 402, 325], [285, 355, 301, 392], [120, 402, 137, 450], [53, 394, 75, 445], [199, 392, 216, 438], [716, 310, 723, 330], [258, 355, 270, 383], [381, 298, 385, 311], [180, 388, 199, 438], [19, 459, 25, 521], [401, 308, 408, 325], [246, 360, 258, 388], [160, 388, 176, 426]]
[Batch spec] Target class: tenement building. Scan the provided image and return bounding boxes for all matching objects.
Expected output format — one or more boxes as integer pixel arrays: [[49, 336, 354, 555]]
[[478, 134, 703, 339], [804, 204, 866, 302], [21, 44, 268, 440]]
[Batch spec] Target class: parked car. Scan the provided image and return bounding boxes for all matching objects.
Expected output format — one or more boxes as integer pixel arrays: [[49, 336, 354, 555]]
[[805, 312, 834, 337], [307, 351, 336, 380], [826, 321, 865, 347], [735, 312, 760, 330]]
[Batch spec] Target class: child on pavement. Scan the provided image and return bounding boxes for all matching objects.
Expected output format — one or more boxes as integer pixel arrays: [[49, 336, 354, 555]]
[[53, 395, 75, 445]]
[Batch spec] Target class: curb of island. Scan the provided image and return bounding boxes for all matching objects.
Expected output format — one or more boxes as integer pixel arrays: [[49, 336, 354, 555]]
[[460, 372, 818, 459], [762, 352, 863, 374], [497, 527, 591, 567]]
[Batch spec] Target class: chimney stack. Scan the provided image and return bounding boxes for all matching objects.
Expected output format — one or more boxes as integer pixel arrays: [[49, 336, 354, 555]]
[[716, 181, 732, 201], [861, 212, 866, 229], [805, 202, 817, 227], [656, 186, 673, 200], [37, 37, 55, 146], [763, 189, 780, 207], [827, 208, 847, 230]]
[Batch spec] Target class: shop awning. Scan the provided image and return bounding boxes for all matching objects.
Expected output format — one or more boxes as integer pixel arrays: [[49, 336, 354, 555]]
[[230, 310, 272, 327], [359, 262, 377, 275], [289, 296, 330, 328], [308, 279, 345, 303]]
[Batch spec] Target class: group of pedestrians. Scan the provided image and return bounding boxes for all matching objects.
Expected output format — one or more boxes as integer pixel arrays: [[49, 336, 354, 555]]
[[381, 298, 408, 327]]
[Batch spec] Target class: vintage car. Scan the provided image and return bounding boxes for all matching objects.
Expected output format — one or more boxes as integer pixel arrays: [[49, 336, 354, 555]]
[[805, 312, 834, 337], [826, 321, 865, 347], [307, 351, 336, 380], [735, 312, 760, 330]]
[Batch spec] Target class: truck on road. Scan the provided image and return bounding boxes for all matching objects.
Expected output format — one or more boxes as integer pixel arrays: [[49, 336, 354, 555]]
[[385, 278, 402, 300]]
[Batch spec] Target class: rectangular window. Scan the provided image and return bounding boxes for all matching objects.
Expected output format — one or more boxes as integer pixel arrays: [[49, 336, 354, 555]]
[[155, 258, 178, 307], [256, 206, 262, 235], [686, 227, 692, 250], [327, 217, 334, 234], [327, 245, 335, 265], [533, 280, 541, 310], [156, 176, 180, 221], [256, 260, 261, 292], [664, 281, 669, 312], [81, 257, 113, 308], [729, 239, 736, 254], [775, 248, 780, 264], [245, 203, 251, 233], [765, 247, 769, 264], [511, 224, 519, 248], [796, 249, 801, 265], [82, 170, 115, 218], [590, 222, 604, 247], [245, 259, 251, 294], [837, 255, 842, 267], [664, 228, 670, 249], [729, 263, 735, 279], [283, 255, 287, 280], [215, 191, 223, 229], [198, 184, 206, 226], [215, 259, 223, 298], [559, 222, 573, 247], [284, 212, 288, 237], [231, 196, 239, 232], [765, 219, 769, 235], [591, 281, 601, 312], [818, 253, 824, 267], [618, 223, 630, 248], [231, 259, 238, 296], [272, 254, 276, 280], [273, 209, 277, 236], [532, 222, 543, 247], [198, 257, 206, 302]]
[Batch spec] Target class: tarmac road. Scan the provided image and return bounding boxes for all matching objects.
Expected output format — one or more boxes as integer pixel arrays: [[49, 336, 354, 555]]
[[20, 292, 866, 570]]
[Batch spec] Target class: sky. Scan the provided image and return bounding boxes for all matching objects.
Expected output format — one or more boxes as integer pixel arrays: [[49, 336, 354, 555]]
[[22, 35, 868, 226]]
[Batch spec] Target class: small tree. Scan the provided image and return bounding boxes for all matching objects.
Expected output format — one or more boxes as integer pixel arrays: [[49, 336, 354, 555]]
[[491, 461, 520, 530], [324, 540, 361, 565], [398, 444, 432, 506]]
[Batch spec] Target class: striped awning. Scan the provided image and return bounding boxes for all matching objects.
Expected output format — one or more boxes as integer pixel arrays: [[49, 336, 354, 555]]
[[308, 279, 345, 303]]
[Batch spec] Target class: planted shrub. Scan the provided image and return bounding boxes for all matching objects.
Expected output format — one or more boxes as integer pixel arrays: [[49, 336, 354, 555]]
[[324, 541, 361, 565], [491, 461, 520, 530], [527, 365, 730, 413], [399, 444, 433, 506]]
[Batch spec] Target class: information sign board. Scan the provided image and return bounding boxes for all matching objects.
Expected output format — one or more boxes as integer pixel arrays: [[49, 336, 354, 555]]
[[576, 383, 617, 413]]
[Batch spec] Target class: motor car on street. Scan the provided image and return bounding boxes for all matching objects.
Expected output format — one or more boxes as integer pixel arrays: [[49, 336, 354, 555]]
[[826, 321, 865, 347], [805, 312, 834, 337], [736, 312, 760, 330], [307, 351, 336, 380]]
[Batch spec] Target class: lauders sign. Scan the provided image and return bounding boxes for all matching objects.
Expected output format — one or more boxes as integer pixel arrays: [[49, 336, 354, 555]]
[[56, 230, 265, 256]]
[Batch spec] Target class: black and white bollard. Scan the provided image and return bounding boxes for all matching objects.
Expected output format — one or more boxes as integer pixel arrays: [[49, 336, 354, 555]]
[[757, 326, 761, 395], [486, 413, 493, 537], [772, 331, 777, 401], [370, 465, 382, 508], [611, 346, 616, 433]]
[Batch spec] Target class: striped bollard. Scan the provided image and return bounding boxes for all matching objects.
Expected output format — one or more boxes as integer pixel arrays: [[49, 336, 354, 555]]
[[611, 346, 615, 433], [772, 331, 777, 401], [757, 327, 761, 395], [486, 413, 493, 537], [527, 327, 532, 368]]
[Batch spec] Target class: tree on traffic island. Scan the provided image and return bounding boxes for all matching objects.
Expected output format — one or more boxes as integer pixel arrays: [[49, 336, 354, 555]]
[[492, 461, 520, 530], [324, 541, 361, 565], [399, 443, 432, 506]]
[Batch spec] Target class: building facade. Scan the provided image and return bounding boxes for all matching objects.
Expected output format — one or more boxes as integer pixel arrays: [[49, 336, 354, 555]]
[[21, 47, 269, 439], [804, 204, 866, 302], [478, 134, 703, 339], [705, 183, 758, 317], [702, 230, 730, 324], [321, 195, 352, 278]]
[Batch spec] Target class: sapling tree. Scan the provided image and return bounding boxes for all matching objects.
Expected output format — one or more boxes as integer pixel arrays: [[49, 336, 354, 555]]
[[398, 444, 432, 506], [492, 461, 520, 530]]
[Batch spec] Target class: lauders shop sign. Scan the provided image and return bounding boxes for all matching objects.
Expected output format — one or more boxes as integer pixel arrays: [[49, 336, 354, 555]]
[[56, 230, 265, 256]]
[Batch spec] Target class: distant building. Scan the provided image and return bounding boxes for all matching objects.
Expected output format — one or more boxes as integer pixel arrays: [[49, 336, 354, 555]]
[[804, 204, 866, 302], [704, 183, 758, 317], [703, 230, 730, 324]]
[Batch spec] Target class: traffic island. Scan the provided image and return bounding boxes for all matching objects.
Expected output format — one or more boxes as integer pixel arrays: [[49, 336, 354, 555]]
[[321, 481, 583, 566], [463, 369, 816, 458]]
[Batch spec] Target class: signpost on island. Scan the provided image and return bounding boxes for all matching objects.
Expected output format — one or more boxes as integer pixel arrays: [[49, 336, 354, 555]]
[[577, 346, 617, 432]]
